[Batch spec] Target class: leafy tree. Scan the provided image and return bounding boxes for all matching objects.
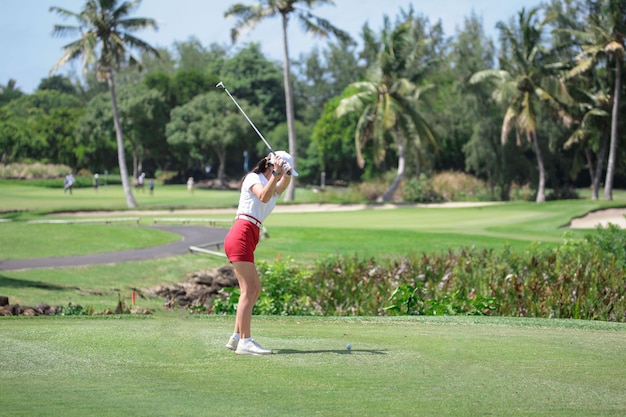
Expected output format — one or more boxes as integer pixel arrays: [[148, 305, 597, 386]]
[[0, 107, 31, 163], [293, 37, 362, 126], [174, 37, 212, 71], [336, 20, 437, 202], [171, 69, 215, 107], [50, 0, 159, 208], [470, 7, 574, 203], [115, 84, 167, 177], [225, 0, 352, 200], [0, 90, 83, 166], [0, 79, 24, 107], [311, 96, 360, 183], [74, 85, 166, 176], [450, 13, 514, 199], [75, 92, 119, 172], [37, 75, 79, 96], [166, 91, 259, 187], [219, 43, 285, 129]]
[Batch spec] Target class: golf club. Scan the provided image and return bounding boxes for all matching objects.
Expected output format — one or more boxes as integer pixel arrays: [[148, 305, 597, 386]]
[[216, 81, 291, 175]]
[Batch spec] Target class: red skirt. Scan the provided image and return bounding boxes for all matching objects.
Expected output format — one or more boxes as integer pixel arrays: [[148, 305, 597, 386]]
[[224, 219, 260, 263]]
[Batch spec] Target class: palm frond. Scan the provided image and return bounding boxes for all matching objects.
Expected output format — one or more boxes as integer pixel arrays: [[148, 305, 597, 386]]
[[468, 69, 510, 85], [501, 106, 517, 145], [118, 17, 159, 32], [50, 24, 82, 38], [515, 93, 534, 139], [49, 5, 80, 20], [491, 79, 517, 105], [567, 56, 596, 79], [224, 4, 274, 43], [563, 126, 592, 150], [537, 75, 574, 105], [353, 107, 375, 168], [297, 13, 353, 44]]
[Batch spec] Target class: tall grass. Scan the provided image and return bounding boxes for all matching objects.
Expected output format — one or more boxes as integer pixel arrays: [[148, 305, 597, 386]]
[[0, 162, 71, 179]]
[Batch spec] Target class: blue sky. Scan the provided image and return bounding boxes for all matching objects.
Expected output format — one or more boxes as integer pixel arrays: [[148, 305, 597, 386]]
[[1, 0, 542, 94]]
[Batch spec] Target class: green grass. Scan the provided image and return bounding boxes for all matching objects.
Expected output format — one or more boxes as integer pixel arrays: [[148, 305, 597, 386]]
[[0, 182, 241, 213], [2, 183, 626, 415], [1, 315, 625, 416], [0, 254, 223, 311], [0, 222, 180, 259]]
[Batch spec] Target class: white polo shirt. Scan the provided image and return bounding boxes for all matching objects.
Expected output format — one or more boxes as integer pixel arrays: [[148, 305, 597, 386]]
[[236, 173, 277, 223]]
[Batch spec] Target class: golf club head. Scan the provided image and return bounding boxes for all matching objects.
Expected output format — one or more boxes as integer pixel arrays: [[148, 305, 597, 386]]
[[216, 81, 225, 89]]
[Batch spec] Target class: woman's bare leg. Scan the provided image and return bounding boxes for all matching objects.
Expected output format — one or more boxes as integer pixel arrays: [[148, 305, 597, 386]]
[[231, 261, 261, 339]]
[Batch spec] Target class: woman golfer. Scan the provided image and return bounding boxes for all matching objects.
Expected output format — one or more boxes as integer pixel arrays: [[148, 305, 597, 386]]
[[224, 151, 298, 355]]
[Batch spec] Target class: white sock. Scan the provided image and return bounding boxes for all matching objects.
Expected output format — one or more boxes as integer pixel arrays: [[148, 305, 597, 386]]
[[232, 333, 240, 340], [242, 337, 252, 344]]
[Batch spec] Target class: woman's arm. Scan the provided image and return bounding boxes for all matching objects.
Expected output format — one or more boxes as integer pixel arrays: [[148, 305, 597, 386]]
[[253, 174, 281, 203], [249, 155, 291, 202]]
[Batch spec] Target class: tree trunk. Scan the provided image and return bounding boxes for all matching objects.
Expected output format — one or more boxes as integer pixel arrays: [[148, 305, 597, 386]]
[[603, 57, 621, 201], [107, 73, 137, 208], [531, 131, 546, 203], [281, 13, 296, 201], [132, 150, 138, 180], [590, 131, 608, 200], [216, 147, 227, 188], [377, 136, 405, 202]]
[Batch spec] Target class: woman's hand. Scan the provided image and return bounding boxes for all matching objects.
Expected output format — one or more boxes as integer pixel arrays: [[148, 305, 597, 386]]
[[272, 155, 284, 175]]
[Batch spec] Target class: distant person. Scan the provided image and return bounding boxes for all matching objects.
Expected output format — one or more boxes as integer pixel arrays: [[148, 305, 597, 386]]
[[149, 179, 154, 195], [64, 174, 75, 195], [187, 177, 194, 193], [136, 172, 146, 192], [93, 173, 99, 192]]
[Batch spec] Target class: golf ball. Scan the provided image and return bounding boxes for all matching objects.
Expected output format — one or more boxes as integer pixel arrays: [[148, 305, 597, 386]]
[[346, 343, 352, 350]]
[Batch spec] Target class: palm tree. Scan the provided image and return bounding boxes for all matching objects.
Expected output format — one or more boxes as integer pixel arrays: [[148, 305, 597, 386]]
[[225, 0, 352, 201], [563, 1, 625, 201], [50, 0, 159, 208], [470, 7, 573, 203], [563, 87, 610, 200], [336, 21, 436, 202]]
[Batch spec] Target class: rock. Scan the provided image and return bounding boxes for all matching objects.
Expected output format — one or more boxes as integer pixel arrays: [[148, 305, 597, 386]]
[[148, 264, 239, 312]]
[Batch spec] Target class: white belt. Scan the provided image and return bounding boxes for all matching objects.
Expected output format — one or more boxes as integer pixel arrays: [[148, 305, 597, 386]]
[[236, 214, 262, 228]]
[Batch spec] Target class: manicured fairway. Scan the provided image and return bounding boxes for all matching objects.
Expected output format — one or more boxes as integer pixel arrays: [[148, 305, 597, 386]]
[[1, 315, 625, 416]]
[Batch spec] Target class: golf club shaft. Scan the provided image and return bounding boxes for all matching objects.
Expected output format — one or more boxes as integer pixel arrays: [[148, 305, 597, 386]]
[[216, 81, 274, 154], [216, 81, 291, 175]]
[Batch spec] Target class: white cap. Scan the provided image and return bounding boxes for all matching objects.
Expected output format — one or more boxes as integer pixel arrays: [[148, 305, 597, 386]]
[[270, 151, 299, 176]]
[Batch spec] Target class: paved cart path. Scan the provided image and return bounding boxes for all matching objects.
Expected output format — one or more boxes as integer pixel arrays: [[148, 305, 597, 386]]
[[0, 225, 228, 271]]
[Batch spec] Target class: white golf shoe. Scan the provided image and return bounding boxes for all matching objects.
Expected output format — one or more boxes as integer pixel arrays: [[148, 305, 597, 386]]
[[225, 335, 239, 351], [235, 338, 272, 355]]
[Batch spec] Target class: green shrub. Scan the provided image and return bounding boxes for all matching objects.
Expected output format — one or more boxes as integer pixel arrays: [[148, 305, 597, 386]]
[[255, 258, 314, 315], [430, 171, 490, 201], [206, 227, 626, 322], [211, 288, 239, 315], [355, 179, 389, 201], [403, 174, 444, 203], [54, 302, 94, 316]]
